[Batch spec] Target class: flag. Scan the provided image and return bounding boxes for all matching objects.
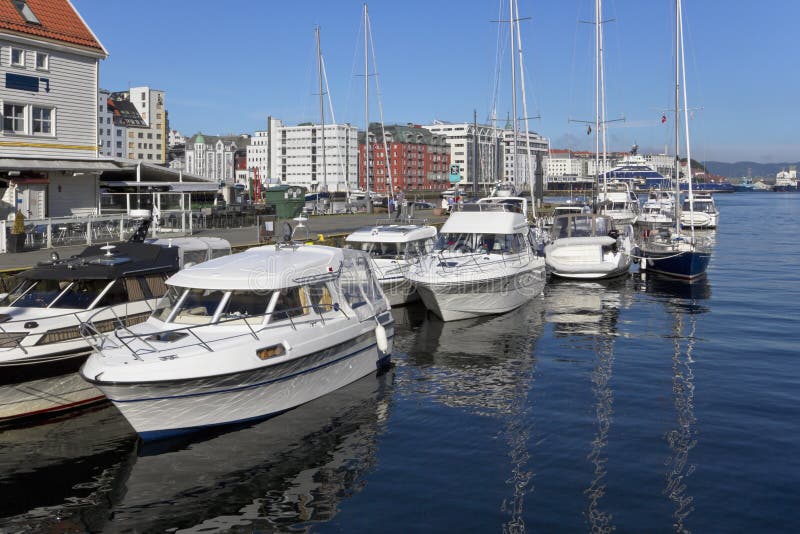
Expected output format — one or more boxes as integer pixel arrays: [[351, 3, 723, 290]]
[[661, 114, 667, 123], [587, 125, 592, 135]]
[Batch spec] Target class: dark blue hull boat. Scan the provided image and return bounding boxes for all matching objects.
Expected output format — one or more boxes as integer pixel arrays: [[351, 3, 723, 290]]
[[643, 248, 711, 280]]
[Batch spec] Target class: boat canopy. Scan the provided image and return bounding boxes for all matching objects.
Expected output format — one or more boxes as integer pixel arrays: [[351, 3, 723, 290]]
[[346, 224, 436, 244], [165, 245, 360, 291], [439, 210, 528, 235]]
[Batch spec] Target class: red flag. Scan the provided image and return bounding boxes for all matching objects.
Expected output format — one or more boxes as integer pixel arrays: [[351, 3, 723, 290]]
[[661, 114, 667, 124]]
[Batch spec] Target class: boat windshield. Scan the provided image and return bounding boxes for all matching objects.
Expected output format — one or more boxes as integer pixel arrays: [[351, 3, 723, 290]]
[[154, 287, 226, 325], [683, 200, 715, 213], [0, 278, 113, 309], [435, 232, 523, 253], [552, 216, 610, 239], [346, 239, 432, 259]]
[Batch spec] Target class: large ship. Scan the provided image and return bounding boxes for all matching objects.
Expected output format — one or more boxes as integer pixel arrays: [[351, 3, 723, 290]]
[[773, 168, 798, 192]]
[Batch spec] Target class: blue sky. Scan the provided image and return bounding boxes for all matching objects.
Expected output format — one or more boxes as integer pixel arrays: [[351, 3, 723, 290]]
[[73, 0, 799, 163]]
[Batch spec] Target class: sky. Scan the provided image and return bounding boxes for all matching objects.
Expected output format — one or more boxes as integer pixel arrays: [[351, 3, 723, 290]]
[[72, 0, 800, 163]]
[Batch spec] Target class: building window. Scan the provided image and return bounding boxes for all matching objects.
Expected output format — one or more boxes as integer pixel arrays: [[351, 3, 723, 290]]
[[10, 48, 24, 67], [3, 103, 25, 133], [35, 51, 48, 70], [32, 106, 52, 134], [138, 132, 143, 138], [141, 92, 146, 100], [117, 129, 122, 136]]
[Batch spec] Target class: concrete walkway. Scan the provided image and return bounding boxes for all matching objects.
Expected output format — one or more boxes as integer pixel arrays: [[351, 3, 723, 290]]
[[0, 210, 447, 272]]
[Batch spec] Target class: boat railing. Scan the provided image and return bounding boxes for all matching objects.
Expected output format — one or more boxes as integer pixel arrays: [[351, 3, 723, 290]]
[[80, 301, 352, 360], [374, 217, 429, 226], [432, 248, 537, 276]]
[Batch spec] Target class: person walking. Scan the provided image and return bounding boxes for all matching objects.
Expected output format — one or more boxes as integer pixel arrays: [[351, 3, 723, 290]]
[[394, 186, 405, 220]]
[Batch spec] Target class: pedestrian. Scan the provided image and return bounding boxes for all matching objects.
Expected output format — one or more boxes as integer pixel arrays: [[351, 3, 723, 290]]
[[394, 186, 405, 220]]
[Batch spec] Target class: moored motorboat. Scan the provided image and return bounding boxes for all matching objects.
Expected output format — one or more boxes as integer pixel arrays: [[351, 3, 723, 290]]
[[0, 227, 230, 422], [345, 220, 437, 306], [79, 243, 393, 440], [597, 180, 640, 225], [406, 198, 546, 321], [545, 213, 634, 279], [679, 193, 719, 229]]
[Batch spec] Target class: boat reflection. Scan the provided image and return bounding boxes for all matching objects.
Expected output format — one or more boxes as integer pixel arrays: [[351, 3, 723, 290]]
[[545, 277, 634, 337], [105, 371, 394, 533], [0, 371, 393, 533], [0, 405, 136, 530], [636, 271, 712, 303]]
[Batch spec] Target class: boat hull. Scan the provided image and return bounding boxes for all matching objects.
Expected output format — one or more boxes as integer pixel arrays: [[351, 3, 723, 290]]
[[414, 269, 545, 322], [380, 276, 419, 307], [85, 329, 394, 440], [643, 249, 711, 280]]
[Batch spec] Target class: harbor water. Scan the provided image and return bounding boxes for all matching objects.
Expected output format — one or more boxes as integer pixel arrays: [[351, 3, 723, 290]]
[[0, 193, 798, 532]]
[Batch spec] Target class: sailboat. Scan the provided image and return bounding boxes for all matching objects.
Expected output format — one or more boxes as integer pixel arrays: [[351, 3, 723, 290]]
[[640, 0, 711, 280], [545, 0, 634, 279]]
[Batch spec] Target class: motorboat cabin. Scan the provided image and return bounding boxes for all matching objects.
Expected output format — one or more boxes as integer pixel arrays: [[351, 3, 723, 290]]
[[680, 193, 718, 229], [545, 213, 634, 279]]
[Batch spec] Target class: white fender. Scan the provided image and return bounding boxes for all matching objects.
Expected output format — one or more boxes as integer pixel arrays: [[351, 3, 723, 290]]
[[375, 323, 388, 353]]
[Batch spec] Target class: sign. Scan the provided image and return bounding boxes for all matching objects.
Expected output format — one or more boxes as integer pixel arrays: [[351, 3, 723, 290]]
[[449, 164, 461, 184]]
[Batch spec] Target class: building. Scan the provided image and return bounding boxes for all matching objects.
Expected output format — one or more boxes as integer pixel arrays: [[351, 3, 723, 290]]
[[247, 116, 358, 192], [109, 86, 166, 163], [0, 0, 108, 219], [185, 133, 250, 185], [358, 123, 450, 192], [168, 129, 186, 148], [422, 120, 549, 194]]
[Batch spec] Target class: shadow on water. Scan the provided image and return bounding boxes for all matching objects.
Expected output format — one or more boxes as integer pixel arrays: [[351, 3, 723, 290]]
[[0, 371, 395, 533]]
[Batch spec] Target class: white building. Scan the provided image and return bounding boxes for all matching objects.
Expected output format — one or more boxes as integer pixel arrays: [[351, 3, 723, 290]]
[[422, 121, 548, 193], [98, 89, 126, 158], [544, 151, 585, 178], [247, 116, 358, 192], [0, 0, 109, 220], [168, 129, 186, 147], [185, 133, 249, 185], [110, 86, 166, 163]]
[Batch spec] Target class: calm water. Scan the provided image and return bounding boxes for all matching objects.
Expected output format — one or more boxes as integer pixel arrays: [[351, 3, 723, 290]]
[[1, 193, 798, 533]]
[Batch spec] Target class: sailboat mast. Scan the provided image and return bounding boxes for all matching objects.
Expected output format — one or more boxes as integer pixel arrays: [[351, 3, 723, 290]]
[[599, 0, 608, 196], [678, 0, 695, 240], [363, 3, 372, 213], [673, 0, 681, 235], [594, 0, 601, 208], [508, 0, 518, 188], [512, 0, 536, 218], [316, 27, 327, 194]]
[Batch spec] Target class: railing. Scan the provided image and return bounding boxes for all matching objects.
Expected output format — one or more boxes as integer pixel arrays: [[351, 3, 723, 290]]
[[80, 302, 352, 360]]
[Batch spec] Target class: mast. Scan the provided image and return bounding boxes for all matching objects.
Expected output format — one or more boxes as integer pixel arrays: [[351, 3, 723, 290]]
[[678, 0, 695, 240], [673, 0, 681, 235], [508, 0, 518, 188], [513, 0, 536, 218], [315, 27, 327, 196], [473, 109, 479, 197], [363, 3, 372, 213]]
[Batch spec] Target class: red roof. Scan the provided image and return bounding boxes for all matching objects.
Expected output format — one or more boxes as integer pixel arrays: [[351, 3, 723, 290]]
[[0, 0, 105, 54]]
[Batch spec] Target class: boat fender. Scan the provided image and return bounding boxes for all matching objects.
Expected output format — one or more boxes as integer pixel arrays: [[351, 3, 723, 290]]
[[375, 323, 389, 353]]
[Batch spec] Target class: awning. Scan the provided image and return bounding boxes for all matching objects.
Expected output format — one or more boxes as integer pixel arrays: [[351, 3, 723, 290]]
[[0, 158, 120, 173], [101, 181, 220, 192]]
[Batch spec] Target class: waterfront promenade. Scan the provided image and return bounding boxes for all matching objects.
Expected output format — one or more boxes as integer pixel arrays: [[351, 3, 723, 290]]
[[0, 210, 447, 272]]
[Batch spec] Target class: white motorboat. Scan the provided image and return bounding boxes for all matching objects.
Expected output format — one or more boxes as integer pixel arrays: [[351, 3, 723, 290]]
[[0, 226, 230, 422], [679, 193, 718, 229], [545, 213, 634, 279], [345, 220, 437, 306], [406, 198, 546, 322], [638, 190, 675, 228], [80, 243, 393, 440], [597, 180, 640, 225]]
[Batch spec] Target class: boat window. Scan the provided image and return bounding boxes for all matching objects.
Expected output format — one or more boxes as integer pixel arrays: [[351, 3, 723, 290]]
[[270, 287, 307, 322], [594, 218, 610, 235], [172, 288, 226, 325], [144, 274, 169, 298], [0, 279, 64, 308], [307, 282, 333, 313], [50, 280, 113, 309], [340, 254, 378, 310], [183, 249, 207, 266], [435, 232, 477, 252], [153, 286, 184, 322], [348, 241, 402, 259], [94, 279, 129, 308], [211, 247, 230, 259], [218, 291, 270, 325]]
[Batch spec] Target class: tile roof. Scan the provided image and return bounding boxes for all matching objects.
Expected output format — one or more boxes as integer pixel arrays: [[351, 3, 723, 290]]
[[0, 0, 105, 54]]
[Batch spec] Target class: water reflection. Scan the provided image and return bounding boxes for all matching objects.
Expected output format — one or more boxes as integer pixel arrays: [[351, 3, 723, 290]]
[[0, 405, 136, 531], [636, 272, 712, 305], [397, 299, 545, 533], [0, 372, 393, 533], [544, 278, 634, 533]]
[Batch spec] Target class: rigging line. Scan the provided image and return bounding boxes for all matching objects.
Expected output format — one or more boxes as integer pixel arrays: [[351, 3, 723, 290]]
[[513, 0, 537, 218], [320, 54, 348, 192], [343, 12, 365, 129], [367, 10, 394, 192], [679, 0, 696, 241], [489, 0, 508, 126]]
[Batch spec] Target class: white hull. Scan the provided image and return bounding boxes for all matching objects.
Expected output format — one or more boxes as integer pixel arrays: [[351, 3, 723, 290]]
[[680, 211, 717, 229], [545, 236, 632, 280], [87, 327, 393, 439], [381, 276, 418, 306], [415, 269, 545, 322]]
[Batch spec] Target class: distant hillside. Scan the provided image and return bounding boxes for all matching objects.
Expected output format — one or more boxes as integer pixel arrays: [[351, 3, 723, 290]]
[[703, 161, 800, 180]]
